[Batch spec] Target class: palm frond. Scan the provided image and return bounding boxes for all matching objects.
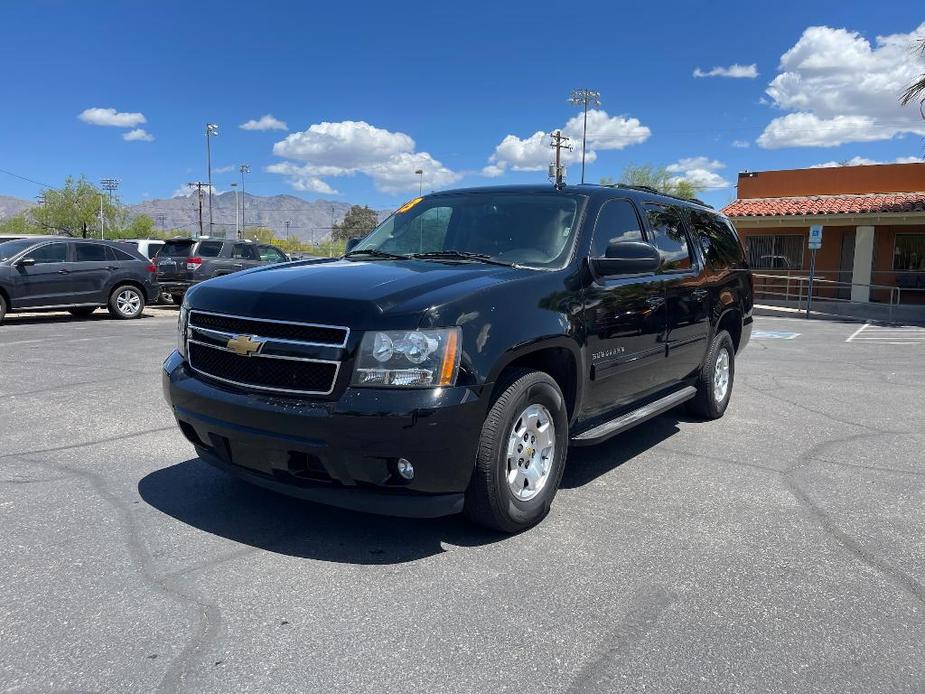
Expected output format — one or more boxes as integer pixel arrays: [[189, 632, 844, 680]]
[[901, 38, 925, 106]]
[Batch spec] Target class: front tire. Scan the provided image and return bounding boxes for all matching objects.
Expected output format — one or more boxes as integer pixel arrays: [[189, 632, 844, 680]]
[[108, 285, 145, 320], [687, 330, 735, 419], [0, 294, 7, 324], [464, 369, 568, 533]]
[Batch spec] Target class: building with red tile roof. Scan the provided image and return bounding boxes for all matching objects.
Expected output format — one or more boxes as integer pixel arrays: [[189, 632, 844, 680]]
[[722, 162, 925, 307]]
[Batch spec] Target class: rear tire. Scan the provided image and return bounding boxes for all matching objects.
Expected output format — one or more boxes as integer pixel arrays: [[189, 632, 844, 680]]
[[687, 330, 735, 420], [108, 285, 145, 320], [0, 294, 6, 324], [170, 292, 184, 305], [464, 368, 568, 533], [68, 307, 96, 317]]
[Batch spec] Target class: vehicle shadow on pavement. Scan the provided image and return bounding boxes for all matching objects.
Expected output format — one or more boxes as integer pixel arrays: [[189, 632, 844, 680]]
[[561, 413, 683, 489], [138, 459, 505, 565], [2, 312, 159, 326]]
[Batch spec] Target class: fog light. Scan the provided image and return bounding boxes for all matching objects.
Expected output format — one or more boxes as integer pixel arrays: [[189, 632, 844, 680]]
[[397, 458, 414, 480]]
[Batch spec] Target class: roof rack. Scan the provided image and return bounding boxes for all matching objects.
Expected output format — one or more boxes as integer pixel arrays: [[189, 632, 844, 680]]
[[615, 183, 660, 194], [603, 183, 715, 209]]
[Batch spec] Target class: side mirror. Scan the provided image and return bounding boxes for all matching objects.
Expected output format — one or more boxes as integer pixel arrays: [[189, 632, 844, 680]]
[[591, 241, 660, 277], [344, 237, 361, 253], [16, 257, 35, 268]]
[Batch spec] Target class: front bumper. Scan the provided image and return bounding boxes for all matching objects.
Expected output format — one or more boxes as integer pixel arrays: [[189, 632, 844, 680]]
[[162, 351, 488, 518]]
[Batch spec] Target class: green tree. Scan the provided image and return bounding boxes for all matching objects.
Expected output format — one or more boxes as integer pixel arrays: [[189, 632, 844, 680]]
[[602, 164, 704, 199], [31, 176, 122, 237], [121, 214, 156, 239], [0, 213, 42, 235], [901, 37, 925, 110], [330, 205, 378, 242], [243, 227, 276, 244]]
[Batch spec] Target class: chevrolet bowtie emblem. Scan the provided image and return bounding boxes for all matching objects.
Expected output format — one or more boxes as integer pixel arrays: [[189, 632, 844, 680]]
[[226, 334, 264, 357]]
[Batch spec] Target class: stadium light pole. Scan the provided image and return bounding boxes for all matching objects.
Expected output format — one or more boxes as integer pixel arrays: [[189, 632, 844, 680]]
[[568, 89, 601, 184], [230, 182, 239, 238], [206, 123, 219, 235], [239, 164, 250, 239], [415, 169, 424, 196]]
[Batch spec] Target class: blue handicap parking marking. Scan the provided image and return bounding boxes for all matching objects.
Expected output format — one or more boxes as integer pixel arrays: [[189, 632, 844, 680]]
[[753, 330, 800, 340]]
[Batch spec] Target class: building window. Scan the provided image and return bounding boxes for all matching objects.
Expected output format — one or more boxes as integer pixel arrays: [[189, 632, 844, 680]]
[[893, 234, 925, 271], [746, 234, 804, 270]]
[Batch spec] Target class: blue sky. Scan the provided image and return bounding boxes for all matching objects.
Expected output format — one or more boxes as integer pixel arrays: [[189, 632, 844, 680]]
[[1, 1, 923, 211]]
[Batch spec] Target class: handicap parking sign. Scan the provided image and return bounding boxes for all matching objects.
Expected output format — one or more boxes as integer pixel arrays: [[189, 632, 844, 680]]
[[808, 225, 823, 250]]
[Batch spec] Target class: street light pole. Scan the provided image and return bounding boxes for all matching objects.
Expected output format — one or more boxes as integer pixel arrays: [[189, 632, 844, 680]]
[[239, 164, 250, 240], [568, 89, 601, 184], [230, 182, 239, 239], [206, 123, 219, 235], [99, 194, 104, 239]]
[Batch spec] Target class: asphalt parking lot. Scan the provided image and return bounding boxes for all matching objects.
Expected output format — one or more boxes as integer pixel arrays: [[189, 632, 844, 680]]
[[1, 309, 923, 693]]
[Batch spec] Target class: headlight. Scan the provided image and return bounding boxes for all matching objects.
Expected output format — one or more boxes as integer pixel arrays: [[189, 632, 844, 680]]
[[353, 328, 460, 387], [177, 304, 189, 359]]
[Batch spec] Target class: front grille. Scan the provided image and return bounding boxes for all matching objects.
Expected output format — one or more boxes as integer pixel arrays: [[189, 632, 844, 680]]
[[189, 342, 338, 395], [189, 311, 348, 346]]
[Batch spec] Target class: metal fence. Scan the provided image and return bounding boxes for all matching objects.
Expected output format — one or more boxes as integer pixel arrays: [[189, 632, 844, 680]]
[[752, 273, 925, 322]]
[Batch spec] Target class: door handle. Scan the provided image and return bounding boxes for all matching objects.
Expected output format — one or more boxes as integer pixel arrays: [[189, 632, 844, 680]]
[[692, 289, 708, 299], [233, 263, 244, 268], [57, 269, 70, 274], [106, 266, 118, 271], [646, 296, 665, 308]]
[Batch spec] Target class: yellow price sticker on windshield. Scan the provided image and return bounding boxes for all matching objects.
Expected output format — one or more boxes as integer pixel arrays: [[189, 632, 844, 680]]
[[396, 197, 423, 214]]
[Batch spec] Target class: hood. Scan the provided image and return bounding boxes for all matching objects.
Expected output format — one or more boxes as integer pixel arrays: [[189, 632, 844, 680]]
[[187, 258, 526, 329]]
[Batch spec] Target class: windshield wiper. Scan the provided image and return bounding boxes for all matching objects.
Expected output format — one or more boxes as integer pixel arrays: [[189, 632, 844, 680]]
[[344, 248, 409, 260], [409, 250, 517, 267]]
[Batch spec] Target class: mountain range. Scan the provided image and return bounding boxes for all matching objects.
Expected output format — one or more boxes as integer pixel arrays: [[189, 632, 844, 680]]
[[0, 192, 392, 243]]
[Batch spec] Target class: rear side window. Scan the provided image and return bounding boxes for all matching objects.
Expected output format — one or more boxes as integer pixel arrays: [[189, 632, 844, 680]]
[[258, 245, 288, 262], [643, 205, 692, 272], [232, 243, 258, 260], [689, 211, 742, 270], [30, 243, 68, 264], [75, 244, 108, 262], [590, 199, 644, 258], [197, 241, 224, 257], [109, 246, 138, 261]]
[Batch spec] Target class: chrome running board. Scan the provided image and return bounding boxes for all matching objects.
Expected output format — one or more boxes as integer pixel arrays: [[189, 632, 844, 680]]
[[570, 386, 697, 446]]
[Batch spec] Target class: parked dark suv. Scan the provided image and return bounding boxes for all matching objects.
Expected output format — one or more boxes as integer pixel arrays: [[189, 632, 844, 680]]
[[163, 184, 752, 531], [0, 236, 159, 323], [156, 238, 289, 303]]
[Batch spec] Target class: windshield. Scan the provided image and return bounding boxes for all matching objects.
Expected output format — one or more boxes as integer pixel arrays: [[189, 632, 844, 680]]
[[352, 192, 582, 268], [160, 241, 195, 257], [0, 239, 39, 261]]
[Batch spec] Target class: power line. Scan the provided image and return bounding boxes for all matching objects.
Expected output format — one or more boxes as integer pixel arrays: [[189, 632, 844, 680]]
[[0, 167, 54, 189]]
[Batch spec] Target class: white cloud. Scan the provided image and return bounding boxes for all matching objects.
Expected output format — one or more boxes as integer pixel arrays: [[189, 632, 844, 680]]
[[483, 110, 650, 178], [213, 164, 236, 174], [79, 107, 147, 128], [693, 64, 758, 79], [810, 155, 924, 168], [239, 114, 288, 131], [732, 139, 751, 148], [364, 151, 462, 194], [122, 128, 154, 142], [665, 157, 731, 189], [273, 120, 415, 169], [757, 23, 925, 148], [269, 120, 461, 194], [172, 183, 222, 198]]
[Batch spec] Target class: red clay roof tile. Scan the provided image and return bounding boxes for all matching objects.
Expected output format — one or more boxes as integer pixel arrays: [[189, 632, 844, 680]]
[[722, 192, 925, 217]]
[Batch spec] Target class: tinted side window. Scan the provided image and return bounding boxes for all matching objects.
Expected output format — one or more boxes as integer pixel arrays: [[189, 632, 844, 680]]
[[690, 211, 741, 270], [111, 246, 138, 261], [258, 246, 288, 262], [233, 243, 259, 260], [644, 205, 692, 271], [197, 241, 223, 257], [590, 199, 644, 258], [30, 243, 68, 264], [75, 243, 108, 262]]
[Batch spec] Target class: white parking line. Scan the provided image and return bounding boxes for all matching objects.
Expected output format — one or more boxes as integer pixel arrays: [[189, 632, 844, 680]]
[[846, 323, 925, 345]]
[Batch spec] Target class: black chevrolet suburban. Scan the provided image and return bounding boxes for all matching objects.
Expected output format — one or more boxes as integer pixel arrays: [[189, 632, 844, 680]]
[[163, 184, 752, 532]]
